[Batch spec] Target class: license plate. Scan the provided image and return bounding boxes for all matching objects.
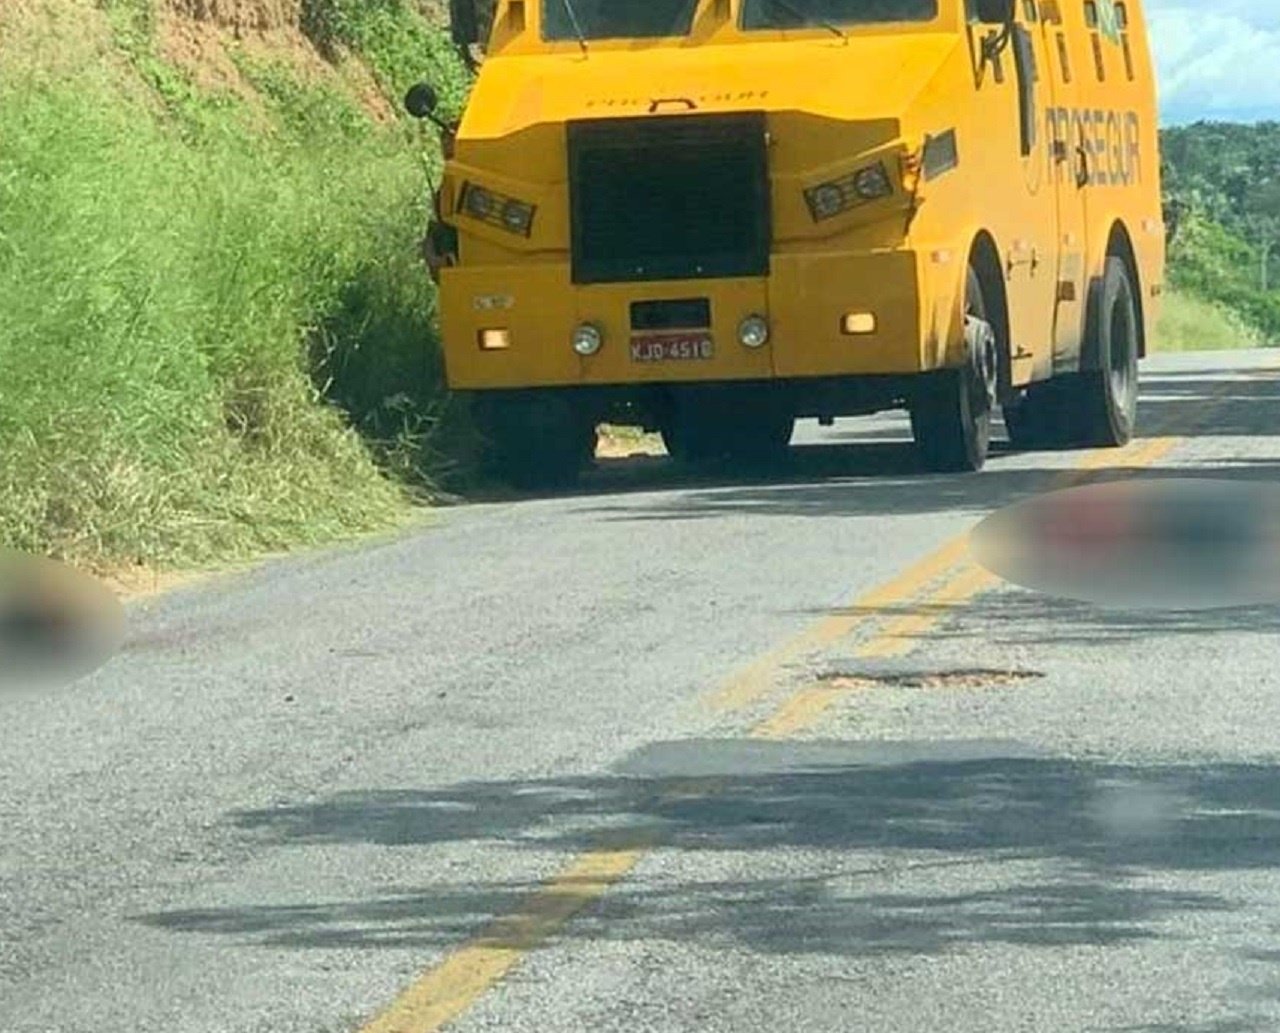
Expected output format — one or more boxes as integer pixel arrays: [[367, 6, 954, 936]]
[[630, 333, 714, 362]]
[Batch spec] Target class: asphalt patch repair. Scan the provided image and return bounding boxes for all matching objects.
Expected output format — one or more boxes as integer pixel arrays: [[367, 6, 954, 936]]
[[819, 668, 1045, 691]]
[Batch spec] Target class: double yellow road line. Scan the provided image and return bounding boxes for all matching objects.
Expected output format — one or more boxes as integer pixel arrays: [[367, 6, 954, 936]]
[[745, 430, 1185, 739], [361, 366, 1258, 1033]]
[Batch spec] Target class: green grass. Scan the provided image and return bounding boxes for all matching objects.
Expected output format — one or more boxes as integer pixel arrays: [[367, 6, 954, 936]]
[[1165, 207, 1280, 343], [1154, 289, 1267, 352], [299, 0, 471, 116], [232, 55, 373, 141], [0, 14, 457, 572]]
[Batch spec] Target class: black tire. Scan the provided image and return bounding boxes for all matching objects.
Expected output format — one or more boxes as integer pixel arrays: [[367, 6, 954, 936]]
[[474, 392, 592, 490], [910, 265, 996, 473], [578, 423, 601, 467], [1073, 256, 1140, 447], [662, 393, 794, 470], [1003, 378, 1074, 450], [1004, 257, 1139, 451]]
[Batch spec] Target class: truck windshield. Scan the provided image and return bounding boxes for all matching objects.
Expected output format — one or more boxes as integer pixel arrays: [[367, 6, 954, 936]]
[[741, 0, 938, 29], [542, 0, 701, 41]]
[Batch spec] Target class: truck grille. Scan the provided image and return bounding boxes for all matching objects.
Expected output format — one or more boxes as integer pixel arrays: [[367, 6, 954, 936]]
[[568, 113, 771, 285]]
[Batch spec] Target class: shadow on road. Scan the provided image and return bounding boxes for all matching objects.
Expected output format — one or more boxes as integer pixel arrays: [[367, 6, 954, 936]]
[[1139, 371, 1280, 440], [138, 742, 1280, 959], [794, 591, 1280, 649], [129, 360, 1280, 1026], [576, 455, 1280, 530], [471, 366, 1280, 527], [1107, 1025, 1260, 1033]]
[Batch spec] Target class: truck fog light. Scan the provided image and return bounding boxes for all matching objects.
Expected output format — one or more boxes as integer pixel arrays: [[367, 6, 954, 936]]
[[841, 312, 877, 335], [572, 323, 603, 356], [478, 328, 510, 350], [738, 315, 770, 349]]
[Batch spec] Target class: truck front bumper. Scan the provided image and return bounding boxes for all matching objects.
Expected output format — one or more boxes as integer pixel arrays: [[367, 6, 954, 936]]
[[439, 248, 961, 391]]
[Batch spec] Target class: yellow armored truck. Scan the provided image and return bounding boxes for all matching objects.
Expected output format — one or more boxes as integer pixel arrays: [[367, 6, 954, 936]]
[[407, 0, 1164, 486]]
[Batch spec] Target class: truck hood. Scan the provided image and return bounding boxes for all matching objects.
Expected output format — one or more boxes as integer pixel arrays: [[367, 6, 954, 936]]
[[459, 33, 959, 139]]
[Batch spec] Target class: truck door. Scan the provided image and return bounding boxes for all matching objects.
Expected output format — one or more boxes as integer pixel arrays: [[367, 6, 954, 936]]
[[1002, 1, 1060, 386], [1040, 0, 1093, 374], [1044, 0, 1146, 372]]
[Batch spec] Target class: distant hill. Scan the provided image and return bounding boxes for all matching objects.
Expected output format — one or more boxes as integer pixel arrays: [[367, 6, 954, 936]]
[[1162, 109, 1280, 128]]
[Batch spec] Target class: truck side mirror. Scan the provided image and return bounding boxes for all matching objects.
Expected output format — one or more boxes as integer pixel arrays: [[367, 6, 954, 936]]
[[974, 0, 1014, 24], [449, 0, 480, 46], [404, 82, 457, 144], [404, 82, 440, 120]]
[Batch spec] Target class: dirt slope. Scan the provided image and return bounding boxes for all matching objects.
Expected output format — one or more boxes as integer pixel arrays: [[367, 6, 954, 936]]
[[154, 0, 395, 118]]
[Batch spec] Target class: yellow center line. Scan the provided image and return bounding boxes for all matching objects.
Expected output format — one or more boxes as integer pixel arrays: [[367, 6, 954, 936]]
[[748, 562, 999, 740], [744, 406, 1244, 741], [359, 846, 648, 1033], [356, 364, 1267, 1033], [747, 683, 850, 741], [855, 561, 1000, 660], [747, 436, 1180, 742], [712, 431, 1178, 716], [708, 384, 1227, 717], [707, 535, 970, 711]]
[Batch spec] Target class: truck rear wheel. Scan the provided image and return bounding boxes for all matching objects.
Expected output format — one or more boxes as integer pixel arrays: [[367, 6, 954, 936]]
[[910, 265, 997, 473], [474, 392, 593, 490], [1071, 256, 1140, 447], [1004, 257, 1138, 451], [1003, 379, 1072, 450]]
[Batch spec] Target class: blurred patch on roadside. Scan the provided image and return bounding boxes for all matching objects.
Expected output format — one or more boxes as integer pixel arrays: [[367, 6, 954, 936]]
[[971, 478, 1280, 611], [0, 549, 125, 695]]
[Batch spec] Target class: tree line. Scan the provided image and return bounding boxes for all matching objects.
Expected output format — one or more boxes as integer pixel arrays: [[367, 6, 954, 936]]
[[1162, 121, 1280, 340]]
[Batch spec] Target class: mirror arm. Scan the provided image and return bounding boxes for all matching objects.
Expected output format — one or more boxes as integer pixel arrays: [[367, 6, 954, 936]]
[[424, 110, 458, 136]]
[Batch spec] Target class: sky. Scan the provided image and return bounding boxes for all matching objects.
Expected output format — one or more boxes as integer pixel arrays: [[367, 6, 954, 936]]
[[1147, 0, 1280, 123]]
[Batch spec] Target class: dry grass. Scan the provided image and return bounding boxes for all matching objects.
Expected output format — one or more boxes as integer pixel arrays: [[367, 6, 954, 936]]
[[1155, 289, 1265, 351]]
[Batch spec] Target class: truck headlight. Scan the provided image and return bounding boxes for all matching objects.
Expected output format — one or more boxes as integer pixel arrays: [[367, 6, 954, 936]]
[[459, 182, 537, 237], [738, 315, 770, 349], [572, 323, 603, 356], [804, 161, 895, 222]]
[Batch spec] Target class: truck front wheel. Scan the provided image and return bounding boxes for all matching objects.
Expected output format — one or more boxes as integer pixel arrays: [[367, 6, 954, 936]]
[[661, 391, 794, 469], [473, 392, 594, 490], [910, 265, 997, 473]]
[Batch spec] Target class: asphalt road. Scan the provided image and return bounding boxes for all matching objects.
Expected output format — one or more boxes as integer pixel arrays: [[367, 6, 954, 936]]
[[5, 348, 1280, 1033]]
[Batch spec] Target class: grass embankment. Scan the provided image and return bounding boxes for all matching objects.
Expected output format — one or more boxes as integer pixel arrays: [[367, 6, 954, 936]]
[[0, 0, 471, 574], [1154, 289, 1266, 352]]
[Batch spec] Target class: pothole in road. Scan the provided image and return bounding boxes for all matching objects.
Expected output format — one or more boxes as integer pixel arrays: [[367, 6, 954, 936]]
[[819, 668, 1045, 691]]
